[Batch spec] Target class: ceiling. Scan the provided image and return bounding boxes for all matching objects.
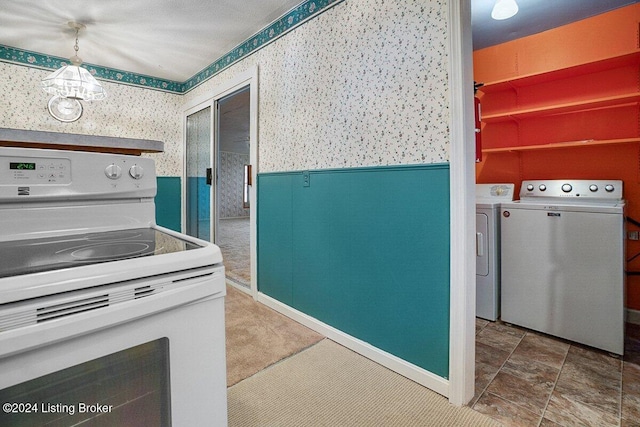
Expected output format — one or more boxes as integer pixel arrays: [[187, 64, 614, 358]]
[[0, 0, 302, 82], [471, 0, 637, 50], [0, 0, 637, 83]]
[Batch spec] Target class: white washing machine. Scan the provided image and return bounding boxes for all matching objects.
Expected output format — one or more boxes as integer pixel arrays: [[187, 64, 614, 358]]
[[501, 180, 625, 355], [476, 183, 515, 321]]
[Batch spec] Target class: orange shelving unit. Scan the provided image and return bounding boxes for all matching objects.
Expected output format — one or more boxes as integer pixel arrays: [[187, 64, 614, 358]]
[[474, 3, 640, 311]]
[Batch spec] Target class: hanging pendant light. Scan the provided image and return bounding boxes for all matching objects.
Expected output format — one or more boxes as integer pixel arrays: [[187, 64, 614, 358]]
[[491, 0, 519, 20], [41, 22, 106, 101]]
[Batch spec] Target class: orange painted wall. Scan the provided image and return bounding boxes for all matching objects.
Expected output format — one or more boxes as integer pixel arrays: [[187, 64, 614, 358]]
[[474, 4, 640, 310]]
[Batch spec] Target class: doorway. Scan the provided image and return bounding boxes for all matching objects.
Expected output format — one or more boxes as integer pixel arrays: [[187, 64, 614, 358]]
[[183, 68, 259, 296], [216, 88, 251, 288]]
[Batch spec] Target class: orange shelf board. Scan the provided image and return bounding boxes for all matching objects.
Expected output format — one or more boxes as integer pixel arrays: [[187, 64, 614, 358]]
[[478, 52, 640, 93], [482, 93, 640, 122], [482, 138, 640, 153]]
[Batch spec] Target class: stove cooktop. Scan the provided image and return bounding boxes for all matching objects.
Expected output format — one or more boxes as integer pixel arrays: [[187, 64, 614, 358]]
[[0, 228, 203, 279]]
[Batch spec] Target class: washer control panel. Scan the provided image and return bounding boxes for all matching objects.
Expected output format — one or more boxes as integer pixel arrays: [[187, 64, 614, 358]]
[[520, 180, 623, 200]]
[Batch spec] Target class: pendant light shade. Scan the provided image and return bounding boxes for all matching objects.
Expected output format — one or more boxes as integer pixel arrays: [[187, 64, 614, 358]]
[[41, 63, 106, 101], [41, 23, 106, 101], [491, 0, 519, 20]]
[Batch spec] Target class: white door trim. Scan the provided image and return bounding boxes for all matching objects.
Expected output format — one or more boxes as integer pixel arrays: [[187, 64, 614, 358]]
[[447, 0, 475, 405]]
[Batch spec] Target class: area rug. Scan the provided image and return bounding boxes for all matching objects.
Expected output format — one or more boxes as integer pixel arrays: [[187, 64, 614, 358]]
[[225, 285, 324, 386], [228, 339, 502, 427]]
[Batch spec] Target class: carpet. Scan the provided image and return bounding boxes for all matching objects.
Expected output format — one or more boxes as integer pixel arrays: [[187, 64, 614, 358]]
[[228, 339, 502, 427], [225, 285, 324, 386]]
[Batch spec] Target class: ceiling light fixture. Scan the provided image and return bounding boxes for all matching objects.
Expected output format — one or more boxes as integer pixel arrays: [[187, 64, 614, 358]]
[[491, 0, 519, 20], [41, 22, 106, 102]]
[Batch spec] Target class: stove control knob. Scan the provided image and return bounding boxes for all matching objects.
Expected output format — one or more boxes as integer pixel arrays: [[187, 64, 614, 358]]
[[105, 164, 122, 180], [561, 183, 572, 193], [539, 184, 546, 191], [129, 164, 144, 180], [589, 185, 598, 192], [605, 184, 615, 192], [526, 184, 534, 191]]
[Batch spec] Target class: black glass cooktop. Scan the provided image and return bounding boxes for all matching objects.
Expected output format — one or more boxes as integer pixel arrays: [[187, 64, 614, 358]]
[[0, 228, 203, 278]]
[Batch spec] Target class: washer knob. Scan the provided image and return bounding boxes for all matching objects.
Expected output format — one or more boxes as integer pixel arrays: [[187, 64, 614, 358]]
[[589, 184, 598, 192], [105, 164, 122, 180], [561, 183, 572, 193], [526, 184, 534, 191], [129, 164, 144, 180], [539, 184, 547, 191], [605, 184, 615, 192]]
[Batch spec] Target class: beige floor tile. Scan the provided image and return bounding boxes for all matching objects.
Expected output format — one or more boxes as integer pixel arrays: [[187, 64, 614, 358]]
[[474, 362, 500, 402], [476, 322, 524, 353], [510, 332, 570, 370], [553, 376, 620, 417], [476, 318, 490, 334], [622, 392, 640, 425], [622, 362, 640, 422], [539, 418, 563, 426], [624, 361, 640, 383], [561, 346, 621, 387], [486, 357, 558, 415], [471, 323, 640, 426], [567, 345, 622, 372], [544, 386, 620, 427], [626, 324, 640, 365], [473, 392, 542, 427], [476, 340, 510, 368]]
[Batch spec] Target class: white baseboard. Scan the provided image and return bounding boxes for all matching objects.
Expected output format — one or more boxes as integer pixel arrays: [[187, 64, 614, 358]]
[[627, 308, 640, 325], [226, 278, 251, 296], [256, 292, 450, 398]]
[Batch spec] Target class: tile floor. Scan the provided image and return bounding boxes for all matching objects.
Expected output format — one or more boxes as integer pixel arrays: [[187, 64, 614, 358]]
[[471, 319, 640, 426]]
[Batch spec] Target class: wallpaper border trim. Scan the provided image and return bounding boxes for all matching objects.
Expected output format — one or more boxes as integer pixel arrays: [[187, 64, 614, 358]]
[[182, 0, 344, 92], [0, 45, 183, 93], [0, 0, 344, 94]]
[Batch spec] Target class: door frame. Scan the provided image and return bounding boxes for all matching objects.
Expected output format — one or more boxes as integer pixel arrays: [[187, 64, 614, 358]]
[[448, 0, 475, 405], [182, 66, 259, 297]]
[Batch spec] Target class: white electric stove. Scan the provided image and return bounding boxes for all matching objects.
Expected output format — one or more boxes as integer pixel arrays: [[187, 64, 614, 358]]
[[0, 146, 227, 426]]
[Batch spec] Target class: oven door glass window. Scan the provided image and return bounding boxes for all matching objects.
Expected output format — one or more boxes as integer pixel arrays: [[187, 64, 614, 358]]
[[0, 338, 170, 426]]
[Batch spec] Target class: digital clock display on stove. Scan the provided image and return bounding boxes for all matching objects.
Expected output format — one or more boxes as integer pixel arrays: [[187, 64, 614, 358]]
[[10, 162, 36, 170]]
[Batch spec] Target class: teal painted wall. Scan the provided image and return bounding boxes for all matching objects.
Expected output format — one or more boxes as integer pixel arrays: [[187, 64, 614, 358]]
[[257, 164, 451, 378], [156, 177, 181, 232]]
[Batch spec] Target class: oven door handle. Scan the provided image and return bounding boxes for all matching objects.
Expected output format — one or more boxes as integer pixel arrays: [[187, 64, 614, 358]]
[[0, 277, 223, 358]]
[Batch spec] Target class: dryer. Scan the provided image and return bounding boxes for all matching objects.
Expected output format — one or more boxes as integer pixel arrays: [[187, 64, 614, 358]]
[[476, 183, 515, 321]]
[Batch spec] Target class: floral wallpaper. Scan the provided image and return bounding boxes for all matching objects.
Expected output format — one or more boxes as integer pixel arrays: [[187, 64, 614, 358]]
[[0, 62, 183, 176], [0, 0, 450, 177], [184, 0, 450, 172]]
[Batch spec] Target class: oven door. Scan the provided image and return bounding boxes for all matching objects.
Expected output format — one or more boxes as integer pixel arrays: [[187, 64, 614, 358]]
[[0, 267, 227, 427]]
